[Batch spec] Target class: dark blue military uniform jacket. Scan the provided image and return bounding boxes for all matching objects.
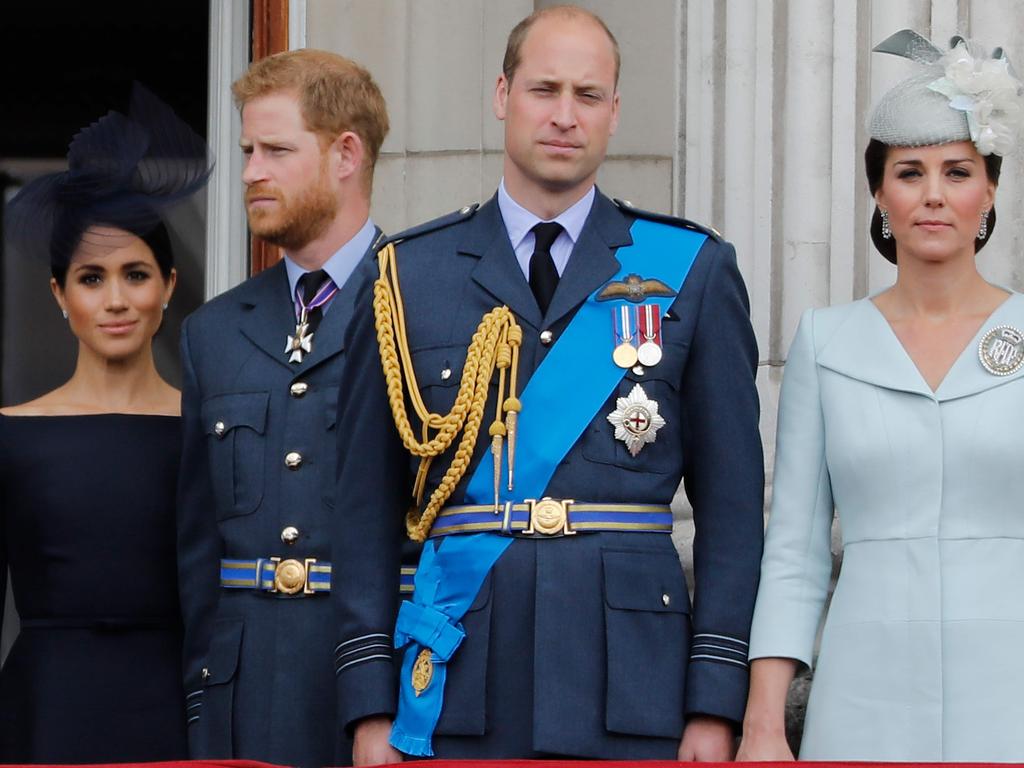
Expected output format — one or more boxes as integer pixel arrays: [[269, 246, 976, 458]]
[[178, 239, 380, 767], [331, 193, 763, 759]]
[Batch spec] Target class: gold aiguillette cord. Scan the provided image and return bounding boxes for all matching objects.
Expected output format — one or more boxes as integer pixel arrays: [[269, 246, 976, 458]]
[[373, 242, 524, 542]]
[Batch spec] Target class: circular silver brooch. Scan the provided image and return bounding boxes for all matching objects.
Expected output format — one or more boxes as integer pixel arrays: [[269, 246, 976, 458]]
[[979, 325, 1024, 376]]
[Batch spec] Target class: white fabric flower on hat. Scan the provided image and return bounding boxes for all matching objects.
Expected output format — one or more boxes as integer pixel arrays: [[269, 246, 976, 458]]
[[928, 41, 1024, 155]]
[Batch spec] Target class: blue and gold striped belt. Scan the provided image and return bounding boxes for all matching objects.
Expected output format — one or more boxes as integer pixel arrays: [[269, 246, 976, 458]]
[[428, 499, 673, 538], [221, 559, 419, 597], [220, 557, 331, 595]]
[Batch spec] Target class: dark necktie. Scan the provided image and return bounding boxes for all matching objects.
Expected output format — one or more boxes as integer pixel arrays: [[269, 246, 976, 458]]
[[297, 269, 331, 337], [529, 221, 563, 315]]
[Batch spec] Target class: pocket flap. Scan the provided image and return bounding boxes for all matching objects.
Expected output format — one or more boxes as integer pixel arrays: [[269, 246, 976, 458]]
[[201, 392, 269, 436], [410, 345, 468, 389], [204, 618, 244, 685], [603, 549, 689, 613]]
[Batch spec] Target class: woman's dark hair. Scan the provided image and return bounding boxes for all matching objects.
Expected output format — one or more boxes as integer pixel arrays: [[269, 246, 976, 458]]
[[51, 219, 174, 287], [865, 138, 1002, 264]]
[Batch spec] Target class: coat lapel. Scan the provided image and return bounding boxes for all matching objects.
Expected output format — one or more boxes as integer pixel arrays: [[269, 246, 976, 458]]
[[462, 191, 632, 331], [543, 191, 630, 328], [816, 293, 1024, 400], [238, 261, 298, 373], [292, 228, 384, 376], [463, 196, 543, 330], [936, 292, 1024, 401]]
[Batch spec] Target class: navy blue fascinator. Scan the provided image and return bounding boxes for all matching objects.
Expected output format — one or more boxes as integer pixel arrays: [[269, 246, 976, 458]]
[[6, 84, 213, 281]]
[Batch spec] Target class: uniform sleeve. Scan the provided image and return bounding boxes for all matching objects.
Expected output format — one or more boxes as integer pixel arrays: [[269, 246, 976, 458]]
[[331, 282, 407, 734], [747, 309, 834, 669], [679, 241, 765, 724], [176, 314, 223, 747]]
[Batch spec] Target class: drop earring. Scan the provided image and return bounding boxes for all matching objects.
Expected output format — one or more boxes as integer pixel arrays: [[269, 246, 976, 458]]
[[979, 211, 989, 240], [61, 309, 68, 320], [880, 209, 891, 239]]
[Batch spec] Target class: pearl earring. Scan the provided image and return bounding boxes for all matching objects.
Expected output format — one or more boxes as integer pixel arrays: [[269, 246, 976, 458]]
[[61, 309, 68, 320]]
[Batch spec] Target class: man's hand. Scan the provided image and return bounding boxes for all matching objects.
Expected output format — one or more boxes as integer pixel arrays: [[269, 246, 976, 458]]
[[352, 715, 403, 766], [678, 715, 736, 762]]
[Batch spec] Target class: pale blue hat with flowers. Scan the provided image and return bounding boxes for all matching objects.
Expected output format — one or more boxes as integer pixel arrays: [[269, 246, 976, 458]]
[[870, 29, 1024, 156]]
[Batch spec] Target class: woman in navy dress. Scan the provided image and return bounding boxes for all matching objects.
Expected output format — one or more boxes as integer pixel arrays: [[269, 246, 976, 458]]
[[0, 86, 210, 762]]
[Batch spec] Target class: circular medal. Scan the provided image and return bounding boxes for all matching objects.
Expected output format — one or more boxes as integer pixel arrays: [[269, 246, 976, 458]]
[[612, 343, 639, 369], [979, 325, 1024, 376], [637, 341, 663, 367]]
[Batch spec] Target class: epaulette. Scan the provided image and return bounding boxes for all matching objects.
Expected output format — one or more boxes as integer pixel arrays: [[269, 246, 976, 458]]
[[613, 198, 722, 242], [382, 203, 480, 248]]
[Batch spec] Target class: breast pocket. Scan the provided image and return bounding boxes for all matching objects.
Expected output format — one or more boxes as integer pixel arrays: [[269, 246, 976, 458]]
[[201, 392, 269, 519], [603, 547, 690, 739], [581, 337, 687, 475], [410, 344, 470, 416]]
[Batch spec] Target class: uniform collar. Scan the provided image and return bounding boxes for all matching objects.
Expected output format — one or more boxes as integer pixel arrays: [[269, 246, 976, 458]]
[[496, 179, 594, 252], [283, 217, 377, 301]]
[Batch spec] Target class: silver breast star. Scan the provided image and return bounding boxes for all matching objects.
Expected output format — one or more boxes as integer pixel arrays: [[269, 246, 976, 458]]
[[607, 383, 666, 457]]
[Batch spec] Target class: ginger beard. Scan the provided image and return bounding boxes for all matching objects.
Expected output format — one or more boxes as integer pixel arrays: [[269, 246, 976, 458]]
[[245, 150, 337, 252]]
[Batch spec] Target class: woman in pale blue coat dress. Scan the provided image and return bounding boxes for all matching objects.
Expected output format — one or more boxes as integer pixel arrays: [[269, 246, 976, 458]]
[[739, 31, 1024, 761]]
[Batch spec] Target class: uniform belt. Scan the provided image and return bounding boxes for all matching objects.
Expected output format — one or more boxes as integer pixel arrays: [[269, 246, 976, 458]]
[[221, 559, 419, 597], [400, 566, 416, 594], [428, 500, 673, 538], [220, 557, 331, 595]]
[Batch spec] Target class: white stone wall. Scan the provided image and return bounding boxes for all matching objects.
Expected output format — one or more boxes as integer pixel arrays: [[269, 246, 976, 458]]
[[306, 0, 1024, 498]]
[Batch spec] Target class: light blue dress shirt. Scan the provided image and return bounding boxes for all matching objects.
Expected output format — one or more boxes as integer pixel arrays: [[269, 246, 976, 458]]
[[497, 180, 594, 279], [283, 217, 376, 315]]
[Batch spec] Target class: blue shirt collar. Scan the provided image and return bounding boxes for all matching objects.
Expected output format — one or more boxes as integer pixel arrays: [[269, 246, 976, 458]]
[[497, 179, 594, 250], [283, 217, 377, 302]]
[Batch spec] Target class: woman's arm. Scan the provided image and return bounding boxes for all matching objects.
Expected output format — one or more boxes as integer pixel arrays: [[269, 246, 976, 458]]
[[736, 657, 798, 760]]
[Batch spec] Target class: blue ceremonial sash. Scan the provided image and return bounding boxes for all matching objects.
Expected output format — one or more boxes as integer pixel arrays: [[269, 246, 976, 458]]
[[390, 218, 706, 755]]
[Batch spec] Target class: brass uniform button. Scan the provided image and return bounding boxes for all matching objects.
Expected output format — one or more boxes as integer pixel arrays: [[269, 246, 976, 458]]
[[213, 421, 226, 437], [290, 381, 309, 397], [281, 526, 300, 545], [284, 451, 303, 469], [440, 368, 452, 381], [540, 330, 554, 345]]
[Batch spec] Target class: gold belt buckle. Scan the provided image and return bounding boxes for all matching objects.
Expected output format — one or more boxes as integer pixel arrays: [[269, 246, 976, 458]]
[[270, 557, 317, 594], [522, 497, 576, 536]]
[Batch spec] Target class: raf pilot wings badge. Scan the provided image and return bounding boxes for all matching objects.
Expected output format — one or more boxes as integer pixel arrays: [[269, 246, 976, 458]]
[[596, 273, 677, 303]]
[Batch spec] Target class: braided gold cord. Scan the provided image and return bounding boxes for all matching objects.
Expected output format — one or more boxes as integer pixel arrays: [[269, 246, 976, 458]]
[[373, 242, 523, 542]]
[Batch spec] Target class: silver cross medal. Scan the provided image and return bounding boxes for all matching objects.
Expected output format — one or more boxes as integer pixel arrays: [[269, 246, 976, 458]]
[[286, 308, 314, 363]]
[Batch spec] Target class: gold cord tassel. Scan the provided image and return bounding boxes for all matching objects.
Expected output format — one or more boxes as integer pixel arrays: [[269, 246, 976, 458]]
[[373, 242, 524, 541], [489, 424, 505, 513], [504, 325, 523, 490]]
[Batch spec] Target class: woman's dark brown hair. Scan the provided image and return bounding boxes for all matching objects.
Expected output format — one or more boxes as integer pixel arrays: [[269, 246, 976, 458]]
[[865, 138, 1002, 264]]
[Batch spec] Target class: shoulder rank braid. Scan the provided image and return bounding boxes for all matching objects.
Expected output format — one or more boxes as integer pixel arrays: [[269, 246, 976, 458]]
[[374, 242, 524, 542]]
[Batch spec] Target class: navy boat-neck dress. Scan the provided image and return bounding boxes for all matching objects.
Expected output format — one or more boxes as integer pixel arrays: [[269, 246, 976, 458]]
[[0, 413, 187, 762]]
